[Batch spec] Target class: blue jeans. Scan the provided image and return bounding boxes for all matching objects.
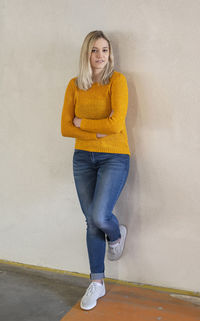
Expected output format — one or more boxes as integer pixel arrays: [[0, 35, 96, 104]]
[[73, 149, 130, 280]]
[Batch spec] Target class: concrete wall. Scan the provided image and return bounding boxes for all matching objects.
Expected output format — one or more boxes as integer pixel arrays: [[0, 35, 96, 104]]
[[1, 0, 200, 292]]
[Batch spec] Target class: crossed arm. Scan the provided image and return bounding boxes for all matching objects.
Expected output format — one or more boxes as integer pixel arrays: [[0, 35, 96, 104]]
[[61, 74, 128, 140], [73, 111, 114, 138]]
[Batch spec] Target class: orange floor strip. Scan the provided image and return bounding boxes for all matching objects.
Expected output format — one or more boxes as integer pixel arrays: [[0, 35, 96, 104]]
[[60, 282, 200, 321]]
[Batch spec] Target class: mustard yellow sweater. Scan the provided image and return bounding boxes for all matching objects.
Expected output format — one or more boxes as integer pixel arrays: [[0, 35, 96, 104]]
[[61, 71, 130, 155]]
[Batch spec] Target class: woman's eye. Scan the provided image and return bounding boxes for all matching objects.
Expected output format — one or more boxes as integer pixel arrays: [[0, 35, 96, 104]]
[[91, 49, 108, 53]]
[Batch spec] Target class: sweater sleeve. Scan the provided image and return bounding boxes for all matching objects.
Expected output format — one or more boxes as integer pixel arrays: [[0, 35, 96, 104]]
[[61, 79, 97, 140], [80, 73, 128, 135]]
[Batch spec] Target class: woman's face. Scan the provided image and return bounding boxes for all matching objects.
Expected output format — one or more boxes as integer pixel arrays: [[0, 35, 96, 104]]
[[90, 38, 110, 72]]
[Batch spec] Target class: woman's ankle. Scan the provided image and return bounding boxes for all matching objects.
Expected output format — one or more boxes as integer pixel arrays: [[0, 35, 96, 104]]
[[92, 279, 103, 284], [109, 238, 121, 246]]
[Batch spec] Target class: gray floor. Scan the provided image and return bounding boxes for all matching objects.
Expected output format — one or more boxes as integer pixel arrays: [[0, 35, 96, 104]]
[[0, 263, 90, 321]]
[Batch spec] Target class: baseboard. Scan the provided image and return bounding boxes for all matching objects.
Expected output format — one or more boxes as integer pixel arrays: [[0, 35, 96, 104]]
[[0, 258, 199, 298]]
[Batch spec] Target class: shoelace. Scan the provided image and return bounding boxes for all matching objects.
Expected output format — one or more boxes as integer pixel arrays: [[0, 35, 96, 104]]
[[85, 282, 99, 296], [109, 246, 119, 254]]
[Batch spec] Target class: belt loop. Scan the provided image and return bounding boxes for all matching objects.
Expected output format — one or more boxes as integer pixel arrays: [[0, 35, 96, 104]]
[[90, 152, 95, 162]]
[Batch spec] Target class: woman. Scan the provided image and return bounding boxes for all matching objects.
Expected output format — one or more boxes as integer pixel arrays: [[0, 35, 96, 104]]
[[61, 30, 131, 310]]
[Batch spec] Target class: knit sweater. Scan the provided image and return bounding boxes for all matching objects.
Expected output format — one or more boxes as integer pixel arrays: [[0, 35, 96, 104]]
[[61, 71, 130, 155]]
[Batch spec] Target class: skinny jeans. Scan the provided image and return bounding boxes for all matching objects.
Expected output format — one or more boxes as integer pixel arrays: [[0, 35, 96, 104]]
[[73, 149, 130, 280]]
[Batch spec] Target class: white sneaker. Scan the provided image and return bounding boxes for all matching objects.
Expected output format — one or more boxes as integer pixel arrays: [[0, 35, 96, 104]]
[[107, 225, 127, 261], [80, 281, 106, 310]]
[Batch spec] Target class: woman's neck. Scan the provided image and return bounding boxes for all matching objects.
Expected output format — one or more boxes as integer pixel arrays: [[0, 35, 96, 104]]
[[92, 69, 103, 83]]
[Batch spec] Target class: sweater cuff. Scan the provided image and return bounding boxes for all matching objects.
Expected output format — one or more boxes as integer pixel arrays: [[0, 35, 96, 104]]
[[81, 118, 96, 133], [79, 120, 97, 138], [80, 118, 88, 129]]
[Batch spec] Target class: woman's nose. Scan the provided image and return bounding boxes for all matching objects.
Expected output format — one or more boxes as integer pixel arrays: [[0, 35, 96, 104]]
[[97, 51, 103, 58]]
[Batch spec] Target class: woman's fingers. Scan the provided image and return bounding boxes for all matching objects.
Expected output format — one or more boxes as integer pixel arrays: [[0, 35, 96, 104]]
[[97, 133, 107, 138], [73, 117, 81, 128]]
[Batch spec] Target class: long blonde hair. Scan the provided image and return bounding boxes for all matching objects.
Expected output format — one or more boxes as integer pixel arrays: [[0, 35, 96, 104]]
[[76, 30, 114, 90]]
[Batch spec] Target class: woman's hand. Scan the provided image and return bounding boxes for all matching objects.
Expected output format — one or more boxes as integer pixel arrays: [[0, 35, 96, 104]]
[[97, 133, 107, 138], [73, 117, 81, 128]]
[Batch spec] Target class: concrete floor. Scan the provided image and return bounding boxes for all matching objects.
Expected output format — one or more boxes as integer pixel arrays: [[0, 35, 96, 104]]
[[0, 262, 89, 321], [1, 262, 200, 321]]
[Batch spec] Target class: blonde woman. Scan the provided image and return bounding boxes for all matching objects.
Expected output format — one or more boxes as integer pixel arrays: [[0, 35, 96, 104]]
[[61, 30, 131, 310]]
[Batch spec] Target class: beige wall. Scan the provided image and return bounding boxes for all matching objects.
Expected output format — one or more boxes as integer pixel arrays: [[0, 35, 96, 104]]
[[1, 0, 200, 292]]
